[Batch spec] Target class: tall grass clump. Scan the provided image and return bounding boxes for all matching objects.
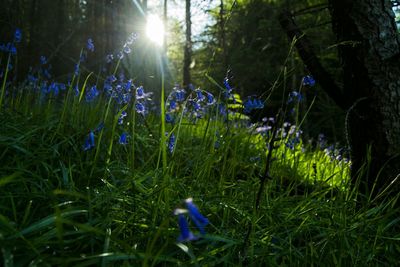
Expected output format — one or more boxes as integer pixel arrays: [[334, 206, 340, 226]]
[[0, 29, 399, 266]]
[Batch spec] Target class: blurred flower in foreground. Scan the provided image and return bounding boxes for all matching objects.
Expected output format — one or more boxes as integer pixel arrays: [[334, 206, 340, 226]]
[[174, 209, 197, 242], [185, 198, 209, 234], [173, 198, 209, 242]]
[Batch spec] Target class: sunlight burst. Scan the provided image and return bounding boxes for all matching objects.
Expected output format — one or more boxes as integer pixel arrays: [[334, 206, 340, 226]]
[[146, 15, 164, 46]]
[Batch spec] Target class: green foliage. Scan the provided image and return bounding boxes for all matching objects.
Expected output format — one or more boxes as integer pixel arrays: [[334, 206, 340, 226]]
[[0, 81, 399, 266]]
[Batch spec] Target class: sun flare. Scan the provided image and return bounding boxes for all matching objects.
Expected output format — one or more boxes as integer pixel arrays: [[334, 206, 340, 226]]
[[146, 15, 164, 46]]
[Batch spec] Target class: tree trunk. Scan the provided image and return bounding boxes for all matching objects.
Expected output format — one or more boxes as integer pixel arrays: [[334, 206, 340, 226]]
[[142, 0, 147, 14], [183, 0, 192, 88], [219, 0, 228, 71], [163, 0, 167, 52], [280, 0, 400, 198], [328, 0, 400, 196]]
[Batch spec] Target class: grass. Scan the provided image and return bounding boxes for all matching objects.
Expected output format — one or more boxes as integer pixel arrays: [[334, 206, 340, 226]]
[[0, 39, 399, 266]]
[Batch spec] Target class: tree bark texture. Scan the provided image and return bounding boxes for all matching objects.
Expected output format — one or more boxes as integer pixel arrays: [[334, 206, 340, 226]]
[[280, 0, 400, 196], [183, 0, 192, 88], [329, 0, 400, 194]]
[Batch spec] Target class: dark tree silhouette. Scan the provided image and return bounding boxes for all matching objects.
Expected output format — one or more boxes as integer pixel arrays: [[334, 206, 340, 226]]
[[280, 0, 400, 197]]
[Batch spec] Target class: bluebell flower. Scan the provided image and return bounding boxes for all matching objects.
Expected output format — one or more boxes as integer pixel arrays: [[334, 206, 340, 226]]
[[119, 132, 128, 145], [287, 91, 303, 103], [123, 44, 131, 54], [174, 210, 197, 242], [219, 104, 227, 116], [223, 78, 233, 99], [206, 92, 215, 105], [125, 79, 133, 90], [168, 133, 176, 153], [188, 84, 195, 91], [169, 100, 177, 111], [87, 38, 94, 52], [27, 74, 38, 84], [107, 75, 117, 83], [244, 98, 264, 114], [9, 44, 17, 55], [85, 85, 99, 102], [74, 64, 80, 76], [126, 32, 138, 45], [14, 28, 22, 43], [136, 86, 145, 99], [48, 82, 59, 96], [83, 131, 95, 151], [175, 89, 186, 102], [80, 52, 87, 62], [214, 140, 220, 149], [74, 86, 80, 96], [116, 51, 124, 60], [303, 75, 315, 87], [126, 36, 134, 45], [223, 78, 232, 91], [40, 56, 47, 65], [135, 103, 145, 114], [166, 113, 174, 123], [185, 198, 209, 234], [118, 111, 127, 125], [42, 68, 51, 79], [196, 90, 205, 101], [191, 100, 201, 112], [106, 54, 114, 63]]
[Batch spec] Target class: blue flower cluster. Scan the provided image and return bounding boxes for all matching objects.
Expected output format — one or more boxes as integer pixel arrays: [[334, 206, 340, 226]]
[[174, 198, 209, 242], [105, 33, 138, 63], [243, 98, 264, 114], [165, 84, 215, 123]]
